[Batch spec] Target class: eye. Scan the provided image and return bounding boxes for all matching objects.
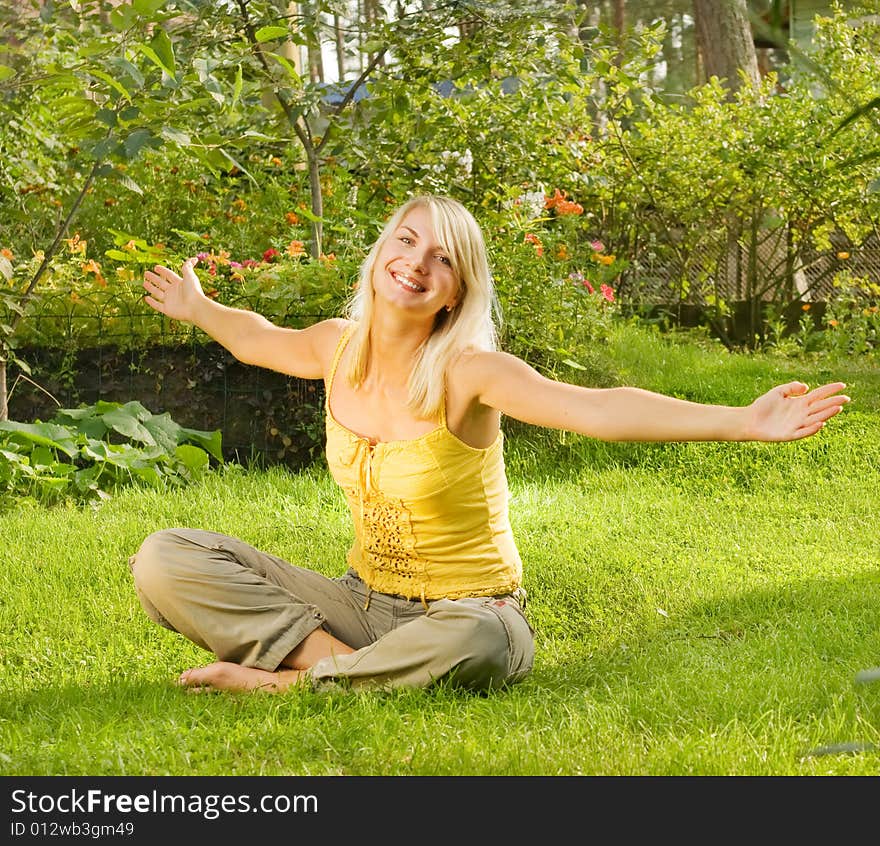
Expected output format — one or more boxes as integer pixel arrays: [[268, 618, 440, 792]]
[[436, 255, 451, 266], [398, 236, 413, 245]]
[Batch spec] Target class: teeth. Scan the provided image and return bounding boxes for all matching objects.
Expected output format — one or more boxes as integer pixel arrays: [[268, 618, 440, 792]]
[[392, 272, 425, 292]]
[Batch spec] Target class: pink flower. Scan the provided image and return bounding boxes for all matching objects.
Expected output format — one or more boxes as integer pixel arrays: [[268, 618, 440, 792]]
[[229, 261, 243, 269], [600, 284, 615, 303], [196, 252, 210, 261], [583, 279, 595, 294], [591, 240, 604, 252]]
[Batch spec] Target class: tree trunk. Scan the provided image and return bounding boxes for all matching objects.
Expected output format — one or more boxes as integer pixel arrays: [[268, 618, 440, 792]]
[[334, 12, 345, 81], [693, 0, 759, 96], [612, 0, 625, 66], [0, 358, 7, 422], [304, 1, 324, 83], [307, 149, 323, 258]]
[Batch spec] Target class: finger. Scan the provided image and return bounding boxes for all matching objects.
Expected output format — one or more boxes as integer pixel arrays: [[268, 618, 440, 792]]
[[142, 276, 167, 297], [152, 264, 183, 285], [779, 381, 809, 398], [180, 257, 199, 280], [805, 403, 846, 425], [143, 295, 164, 312], [807, 396, 850, 416], [792, 421, 827, 440], [143, 270, 172, 289], [804, 382, 848, 402]]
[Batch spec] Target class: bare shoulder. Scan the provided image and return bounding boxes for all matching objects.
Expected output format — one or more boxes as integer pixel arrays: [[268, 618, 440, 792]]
[[448, 348, 536, 405], [307, 317, 354, 371]]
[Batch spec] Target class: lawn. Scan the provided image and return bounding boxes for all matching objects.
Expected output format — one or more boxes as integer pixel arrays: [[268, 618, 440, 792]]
[[1, 325, 879, 776]]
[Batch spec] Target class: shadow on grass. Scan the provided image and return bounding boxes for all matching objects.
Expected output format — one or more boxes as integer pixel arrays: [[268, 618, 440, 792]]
[[532, 570, 880, 751]]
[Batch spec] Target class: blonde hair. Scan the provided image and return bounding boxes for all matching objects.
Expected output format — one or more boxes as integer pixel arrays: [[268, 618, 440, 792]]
[[343, 195, 500, 420]]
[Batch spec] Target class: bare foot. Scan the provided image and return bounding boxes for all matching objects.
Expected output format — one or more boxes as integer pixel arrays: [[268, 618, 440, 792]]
[[177, 661, 307, 693]]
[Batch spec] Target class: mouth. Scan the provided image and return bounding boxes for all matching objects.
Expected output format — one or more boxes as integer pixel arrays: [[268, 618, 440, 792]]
[[391, 270, 426, 293]]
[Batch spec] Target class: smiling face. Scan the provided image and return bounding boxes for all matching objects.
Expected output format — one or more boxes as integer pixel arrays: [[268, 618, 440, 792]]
[[371, 204, 462, 320]]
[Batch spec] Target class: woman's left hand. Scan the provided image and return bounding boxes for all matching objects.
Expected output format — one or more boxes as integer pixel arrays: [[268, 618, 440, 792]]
[[745, 381, 850, 442]]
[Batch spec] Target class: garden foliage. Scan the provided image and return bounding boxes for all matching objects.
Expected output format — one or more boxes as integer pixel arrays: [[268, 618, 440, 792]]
[[0, 400, 222, 505], [0, 1, 877, 482]]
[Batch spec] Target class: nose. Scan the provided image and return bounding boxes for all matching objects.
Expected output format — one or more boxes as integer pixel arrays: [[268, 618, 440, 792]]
[[408, 251, 429, 274]]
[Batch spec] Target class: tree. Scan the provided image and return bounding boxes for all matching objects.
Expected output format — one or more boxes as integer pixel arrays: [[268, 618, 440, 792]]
[[693, 0, 760, 94], [0, 0, 212, 420]]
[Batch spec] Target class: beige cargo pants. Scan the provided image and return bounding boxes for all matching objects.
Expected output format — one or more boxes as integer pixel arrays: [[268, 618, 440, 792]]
[[128, 528, 535, 692]]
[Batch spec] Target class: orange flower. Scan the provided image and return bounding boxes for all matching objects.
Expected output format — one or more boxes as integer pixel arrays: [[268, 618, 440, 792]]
[[286, 240, 306, 258], [271, 157, 282, 167], [66, 234, 86, 255], [524, 232, 544, 257], [545, 188, 583, 216], [801, 303, 811, 311], [285, 211, 300, 225], [82, 259, 106, 286], [828, 319, 839, 327], [320, 252, 336, 263], [836, 251, 850, 260], [0, 248, 12, 260], [232, 198, 247, 210], [556, 244, 569, 260]]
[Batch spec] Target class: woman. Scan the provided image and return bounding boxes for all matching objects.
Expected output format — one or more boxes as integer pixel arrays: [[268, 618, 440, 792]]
[[131, 194, 849, 694]]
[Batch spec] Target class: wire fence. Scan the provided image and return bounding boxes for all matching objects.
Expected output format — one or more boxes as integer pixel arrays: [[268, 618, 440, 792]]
[[6, 231, 878, 465], [7, 292, 334, 468]]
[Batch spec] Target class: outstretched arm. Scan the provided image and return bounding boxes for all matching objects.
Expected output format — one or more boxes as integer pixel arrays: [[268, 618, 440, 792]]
[[465, 351, 849, 442], [143, 258, 344, 379]]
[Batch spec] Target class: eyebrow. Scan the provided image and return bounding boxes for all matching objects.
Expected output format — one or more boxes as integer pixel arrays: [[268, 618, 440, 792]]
[[399, 225, 450, 255]]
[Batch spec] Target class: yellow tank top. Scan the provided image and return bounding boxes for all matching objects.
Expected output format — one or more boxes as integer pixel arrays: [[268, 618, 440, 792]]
[[324, 324, 522, 603]]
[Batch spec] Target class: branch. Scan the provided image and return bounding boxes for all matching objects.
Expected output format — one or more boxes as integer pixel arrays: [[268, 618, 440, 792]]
[[8, 155, 103, 338]]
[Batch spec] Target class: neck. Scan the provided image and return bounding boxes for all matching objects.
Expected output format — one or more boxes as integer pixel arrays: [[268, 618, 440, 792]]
[[366, 309, 434, 385]]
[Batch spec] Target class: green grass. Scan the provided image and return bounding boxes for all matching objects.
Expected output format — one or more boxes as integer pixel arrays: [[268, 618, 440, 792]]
[[2, 325, 879, 775]]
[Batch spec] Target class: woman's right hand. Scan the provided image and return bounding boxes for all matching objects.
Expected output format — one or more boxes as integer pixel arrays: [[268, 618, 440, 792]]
[[143, 258, 207, 324]]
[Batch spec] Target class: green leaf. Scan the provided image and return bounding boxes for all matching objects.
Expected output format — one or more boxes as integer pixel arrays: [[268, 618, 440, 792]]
[[106, 57, 145, 91], [123, 128, 158, 160], [231, 64, 243, 110], [150, 29, 176, 78], [562, 358, 587, 370], [0, 256, 12, 281], [89, 69, 130, 98], [110, 3, 138, 30], [130, 464, 162, 487], [160, 126, 191, 146], [143, 412, 183, 453], [133, 0, 167, 14], [30, 445, 57, 469], [0, 421, 78, 458], [101, 407, 156, 445], [175, 444, 209, 478], [139, 45, 172, 80], [179, 427, 223, 462], [0, 65, 16, 82], [116, 173, 144, 194], [255, 26, 289, 43], [95, 108, 118, 127]]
